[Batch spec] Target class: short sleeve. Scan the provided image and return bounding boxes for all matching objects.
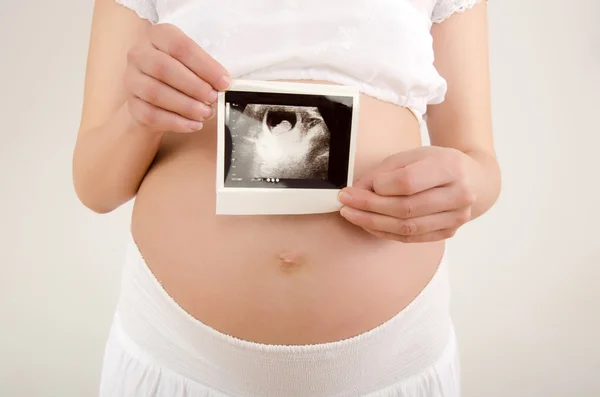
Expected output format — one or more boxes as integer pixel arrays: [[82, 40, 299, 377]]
[[431, 0, 486, 24], [116, 0, 159, 24]]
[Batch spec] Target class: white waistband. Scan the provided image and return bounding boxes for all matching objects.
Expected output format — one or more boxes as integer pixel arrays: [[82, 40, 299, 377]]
[[114, 234, 453, 396]]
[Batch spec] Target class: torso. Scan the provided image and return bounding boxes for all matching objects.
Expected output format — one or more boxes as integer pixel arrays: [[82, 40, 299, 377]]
[[131, 82, 445, 345], [129, 0, 450, 346]]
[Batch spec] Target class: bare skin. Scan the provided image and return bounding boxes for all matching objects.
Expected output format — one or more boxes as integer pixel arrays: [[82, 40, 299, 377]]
[[130, 94, 445, 344], [74, 1, 499, 345]]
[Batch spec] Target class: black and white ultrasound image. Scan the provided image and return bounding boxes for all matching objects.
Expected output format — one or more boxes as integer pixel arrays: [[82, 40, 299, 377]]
[[223, 91, 354, 189]]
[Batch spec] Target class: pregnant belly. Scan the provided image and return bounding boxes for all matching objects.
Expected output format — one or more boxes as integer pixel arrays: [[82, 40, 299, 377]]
[[130, 86, 445, 345]]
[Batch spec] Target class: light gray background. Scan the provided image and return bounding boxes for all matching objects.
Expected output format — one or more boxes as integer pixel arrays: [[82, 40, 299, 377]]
[[1, 1, 599, 396]]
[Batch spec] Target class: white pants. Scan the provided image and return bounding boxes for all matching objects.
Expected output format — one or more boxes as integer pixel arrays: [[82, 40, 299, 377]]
[[99, 234, 461, 396]]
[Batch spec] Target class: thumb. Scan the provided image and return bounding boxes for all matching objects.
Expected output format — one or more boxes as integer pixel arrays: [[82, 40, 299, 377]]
[[351, 148, 429, 190], [352, 171, 375, 190]]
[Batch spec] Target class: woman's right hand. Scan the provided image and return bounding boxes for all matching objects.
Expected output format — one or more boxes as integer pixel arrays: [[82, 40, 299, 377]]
[[123, 23, 231, 133]]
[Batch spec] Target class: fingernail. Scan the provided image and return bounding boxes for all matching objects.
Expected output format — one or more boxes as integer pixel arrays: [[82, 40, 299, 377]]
[[197, 102, 213, 118], [207, 104, 218, 120], [340, 206, 357, 218], [188, 121, 203, 131], [340, 206, 358, 220], [218, 75, 231, 91], [338, 191, 352, 203], [340, 207, 349, 217], [207, 89, 218, 104]]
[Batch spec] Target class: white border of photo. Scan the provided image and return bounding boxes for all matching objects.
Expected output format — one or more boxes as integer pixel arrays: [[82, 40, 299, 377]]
[[216, 79, 360, 215]]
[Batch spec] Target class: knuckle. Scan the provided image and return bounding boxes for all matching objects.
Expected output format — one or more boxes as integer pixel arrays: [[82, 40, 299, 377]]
[[396, 220, 416, 236], [397, 171, 416, 194], [143, 80, 160, 103], [397, 234, 412, 243], [455, 209, 471, 225], [126, 46, 140, 64], [170, 38, 191, 59], [397, 200, 414, 218], [138, 103, 157, 125], [362, 196, 376, 213], [456, 183, 476, 206], [466, 191, 477, 205], [363, 215, 378, 230], [150, 57, 167, 80]]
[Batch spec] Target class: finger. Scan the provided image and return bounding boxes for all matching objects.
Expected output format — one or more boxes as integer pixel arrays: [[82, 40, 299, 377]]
[[151, 24, 231, 91], [372, 157, 455, 196], [339, 183, 476, 219], [125, 70, 212, 122], [137, 47, 219, 105], [364, 228, 458, 243], [340, 206, 471, 236], [352, 161, 399, 191], [353, 147, 434, 190], [128, 96, 203, 133]]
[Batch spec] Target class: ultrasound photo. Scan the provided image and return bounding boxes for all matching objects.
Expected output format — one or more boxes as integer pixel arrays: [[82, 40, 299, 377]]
[[222, 90, 354, 189], [216, 80, 359, 215], [227, 103, 330, 179]]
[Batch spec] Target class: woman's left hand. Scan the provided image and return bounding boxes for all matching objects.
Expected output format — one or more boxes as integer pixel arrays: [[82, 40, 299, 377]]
[[338, 146, 480, 243]]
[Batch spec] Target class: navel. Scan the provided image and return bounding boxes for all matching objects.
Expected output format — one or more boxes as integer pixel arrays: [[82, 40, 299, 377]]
[[277, 251, 303, 271]]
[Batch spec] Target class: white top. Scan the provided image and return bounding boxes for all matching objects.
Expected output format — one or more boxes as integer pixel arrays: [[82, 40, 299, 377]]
[[116, 0, 485, 118]]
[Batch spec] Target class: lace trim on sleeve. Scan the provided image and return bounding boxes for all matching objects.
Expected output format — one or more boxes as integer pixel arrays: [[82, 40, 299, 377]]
[[431, 0, 486, 24], [115, 0, 158, 24]]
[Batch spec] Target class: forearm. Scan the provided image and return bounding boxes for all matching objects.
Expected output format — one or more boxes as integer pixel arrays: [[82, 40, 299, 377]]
[[463, 148, 501, 220], [72, 104, 164, 213]]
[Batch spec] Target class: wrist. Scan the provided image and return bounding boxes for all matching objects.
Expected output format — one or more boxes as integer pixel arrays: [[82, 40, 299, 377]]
[[74, 104, 165, 213]]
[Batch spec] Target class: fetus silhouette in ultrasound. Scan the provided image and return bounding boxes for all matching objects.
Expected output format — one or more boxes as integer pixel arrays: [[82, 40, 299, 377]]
[[228, 104, 331, 182]]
